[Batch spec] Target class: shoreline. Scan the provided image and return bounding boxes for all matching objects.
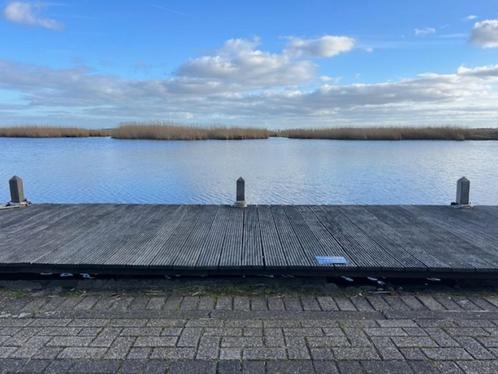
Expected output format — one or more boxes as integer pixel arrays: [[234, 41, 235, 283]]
[[1, 125, 498, 141]]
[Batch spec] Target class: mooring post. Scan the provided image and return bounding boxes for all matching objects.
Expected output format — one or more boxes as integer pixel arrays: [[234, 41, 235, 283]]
[[234, 177, 246, 208], [9, 176, 25, 204], [453, 177, 470, 206]]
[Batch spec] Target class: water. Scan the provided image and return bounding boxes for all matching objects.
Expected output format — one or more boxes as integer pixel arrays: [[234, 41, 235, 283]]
[[1, 137, 498, 205]]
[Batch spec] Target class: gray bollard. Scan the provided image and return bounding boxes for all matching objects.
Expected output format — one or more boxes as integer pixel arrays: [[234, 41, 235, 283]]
[[234, 177, 246, 208], [9, 176, 25, 204], [454, 177, 470, 206]]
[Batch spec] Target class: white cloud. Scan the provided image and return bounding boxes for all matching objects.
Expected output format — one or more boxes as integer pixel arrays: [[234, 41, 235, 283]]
[[285, 35, 355, 57], [1, 38, 498, 127], [3, 1, 62, 30], [471, 19, 498, 48], [465, 15, 478, 21], [176, 38, 314, 88], [414, 27, 436, 36]]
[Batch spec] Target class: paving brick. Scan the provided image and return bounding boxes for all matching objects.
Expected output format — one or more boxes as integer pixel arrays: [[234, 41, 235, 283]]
[[215, 297, 233, 311], [316, 296, 338, 311], [58, 347, 107, 359], [243, 348, 286, 360], [422, 347, 473, 360], [287, 346, 311, 360], [196, 336, 220, 359], [377, 319, 417, 328], [204, 327, 242, 336], [220, 348, 242, 360], [120, 327, 162, 336], [127, 347, 151, 359], [31, 347, 63, 359], [149, 347, 196, 359], [244, 328, 263, 336], [30, 319, 71, 327], [134, 336, 177, 347], [400, 347, 427, 360], [264, 328, 285, 347], [392, 336, 438, 348], [47, 336, 94, 347], [222, 336, 264, 348], [310, 348, 334, 360], [177, 327, 202, 347], [163, 296, 182, 310], [283, 327, 323, 336], [453, 336, 494, 359], [268, 297, 285, 311], [364, 327, 407, 336], [69, 319, 109, 327], [333, 347, 380, 360], [0, 347, 17, 359], [146, 319, 186, 327], [198, 296, 216, 310], [307, 336, 350, 348]]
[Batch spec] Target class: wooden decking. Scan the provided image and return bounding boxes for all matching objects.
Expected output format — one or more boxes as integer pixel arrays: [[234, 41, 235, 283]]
[[1, 204, 498, 278]]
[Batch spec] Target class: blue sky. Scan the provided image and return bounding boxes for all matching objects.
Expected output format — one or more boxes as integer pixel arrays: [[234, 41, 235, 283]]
[[0, 0, 498, 127]]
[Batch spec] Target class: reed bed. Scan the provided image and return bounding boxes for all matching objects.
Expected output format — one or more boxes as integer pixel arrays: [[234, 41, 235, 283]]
[[0, 126, 110, 138], [277, 127, 498, 140], [112, 123, 270, 140]]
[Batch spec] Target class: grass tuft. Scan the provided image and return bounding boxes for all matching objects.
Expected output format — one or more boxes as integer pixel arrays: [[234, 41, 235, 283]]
[[111, 122, 270, 140], [0, 126, 110, 138], [276, 127, 498, 140]]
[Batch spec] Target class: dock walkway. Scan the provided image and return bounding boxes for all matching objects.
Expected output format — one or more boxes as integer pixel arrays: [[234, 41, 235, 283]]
[[1, 204, 498, 278]]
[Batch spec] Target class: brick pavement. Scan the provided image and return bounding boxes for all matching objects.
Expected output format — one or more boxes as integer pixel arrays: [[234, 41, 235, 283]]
[[0, 278, 498, 373]]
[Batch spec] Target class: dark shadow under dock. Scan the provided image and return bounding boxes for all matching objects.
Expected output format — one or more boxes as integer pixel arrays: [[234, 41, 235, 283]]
[[1, 204, 498, 278]]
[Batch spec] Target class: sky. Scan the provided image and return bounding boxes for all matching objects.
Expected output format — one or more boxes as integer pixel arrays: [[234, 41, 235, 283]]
[[0, 0, 498, 128]]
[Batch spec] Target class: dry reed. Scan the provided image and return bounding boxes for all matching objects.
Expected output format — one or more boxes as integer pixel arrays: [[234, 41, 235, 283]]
[[0, 126, 110, 138], [112, 122, 270, 140], [277, 127, 498, 140]]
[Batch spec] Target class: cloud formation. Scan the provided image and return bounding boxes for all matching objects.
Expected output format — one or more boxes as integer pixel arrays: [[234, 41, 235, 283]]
[[176, 38, 314, 89], [1, 38, 498, 127], [3, 1, 62, 30], [285, 36, 355, 57], [471, 19, 498, 48]]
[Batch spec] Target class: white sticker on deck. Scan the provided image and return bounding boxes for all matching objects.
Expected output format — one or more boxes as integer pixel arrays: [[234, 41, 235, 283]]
[[315, 256, 348, 265]]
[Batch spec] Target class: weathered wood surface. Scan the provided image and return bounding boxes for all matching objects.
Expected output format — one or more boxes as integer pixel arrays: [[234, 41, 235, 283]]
[[1, 204, 498, 277]]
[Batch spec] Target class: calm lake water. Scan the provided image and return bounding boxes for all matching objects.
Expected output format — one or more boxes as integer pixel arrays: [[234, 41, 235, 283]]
[[1, 137, 498, 205]]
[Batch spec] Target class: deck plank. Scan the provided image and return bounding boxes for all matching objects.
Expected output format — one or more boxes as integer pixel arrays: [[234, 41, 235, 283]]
[[218, 207, 244, 268], [257, 206, 287, 267], [271, 206, 312, 267], [242, 206, 264, 267]]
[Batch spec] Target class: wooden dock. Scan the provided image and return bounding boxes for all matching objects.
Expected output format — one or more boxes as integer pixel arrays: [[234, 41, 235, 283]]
[[1, 204, 498, 278]]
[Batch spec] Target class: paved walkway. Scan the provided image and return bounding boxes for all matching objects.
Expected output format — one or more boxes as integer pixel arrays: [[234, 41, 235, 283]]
[[0, 278, 498, 373]]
